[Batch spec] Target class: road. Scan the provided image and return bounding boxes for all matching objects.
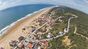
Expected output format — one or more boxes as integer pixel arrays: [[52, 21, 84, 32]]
[[74, 26, 88, 40], [0, 7, 52, 49], [14, 11, 79, 49], [45, 16, 77, 41], [32, 14, 78, 42]]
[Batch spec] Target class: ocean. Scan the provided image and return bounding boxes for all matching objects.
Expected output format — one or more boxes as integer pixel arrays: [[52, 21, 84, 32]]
[[0, 4, 53, 31]]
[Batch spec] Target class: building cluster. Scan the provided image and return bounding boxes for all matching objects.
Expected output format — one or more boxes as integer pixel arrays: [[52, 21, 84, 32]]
[[9, 36, 49, 49], [8, 14, 55, 49]]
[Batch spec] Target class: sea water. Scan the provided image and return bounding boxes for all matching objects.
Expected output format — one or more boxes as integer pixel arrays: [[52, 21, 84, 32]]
[[0, 4, 53, 33]]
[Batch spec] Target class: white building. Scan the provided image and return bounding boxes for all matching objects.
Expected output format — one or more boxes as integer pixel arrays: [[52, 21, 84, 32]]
[[47, 33, 52, 38], [58, 31, 63, 35], [38, 46, 41, 49]]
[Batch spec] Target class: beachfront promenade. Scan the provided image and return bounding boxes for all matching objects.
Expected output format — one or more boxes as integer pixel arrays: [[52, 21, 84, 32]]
[[0, 7, 51, 49]]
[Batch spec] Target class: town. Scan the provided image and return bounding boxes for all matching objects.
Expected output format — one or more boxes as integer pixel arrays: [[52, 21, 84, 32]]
[[7, 8, 78, 49]]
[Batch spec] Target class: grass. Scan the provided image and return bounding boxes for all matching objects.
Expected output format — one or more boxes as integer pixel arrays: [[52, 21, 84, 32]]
[[47, 6, 88, 49]]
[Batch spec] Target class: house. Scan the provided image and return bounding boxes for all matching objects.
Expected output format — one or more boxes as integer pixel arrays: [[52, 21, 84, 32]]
[[58, 31, 64, 35], [47, 33, 53, 38], [28, 42, 33, 49], [38, 46, 41, 49]]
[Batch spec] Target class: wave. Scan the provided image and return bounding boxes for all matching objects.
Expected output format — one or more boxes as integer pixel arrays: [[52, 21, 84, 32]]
[[0, 6, 55, 37]]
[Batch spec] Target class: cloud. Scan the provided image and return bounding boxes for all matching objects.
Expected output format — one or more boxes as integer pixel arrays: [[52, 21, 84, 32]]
[[0, 0, 22, 10], [0, 1, 1, 4], [0, 0, 88, 13]]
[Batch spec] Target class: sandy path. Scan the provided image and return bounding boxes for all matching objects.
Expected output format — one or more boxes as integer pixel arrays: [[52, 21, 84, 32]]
[[0, 8, 51, 49]]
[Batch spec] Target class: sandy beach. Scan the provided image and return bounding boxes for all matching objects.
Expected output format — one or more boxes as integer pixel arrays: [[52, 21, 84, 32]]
[[0, 7, 51, 49]]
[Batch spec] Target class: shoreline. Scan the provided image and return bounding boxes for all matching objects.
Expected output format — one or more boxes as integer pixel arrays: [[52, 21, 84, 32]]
[[0, 6, 54, 48], [0, 6, 57, 37], [0, 6, 53, 39]]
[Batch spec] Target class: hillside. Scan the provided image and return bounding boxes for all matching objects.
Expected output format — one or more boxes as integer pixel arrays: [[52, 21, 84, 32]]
[[46, 6, 88, 49]]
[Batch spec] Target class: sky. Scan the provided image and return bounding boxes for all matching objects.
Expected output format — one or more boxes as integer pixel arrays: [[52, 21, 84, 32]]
[[0, 0, 88, 14]]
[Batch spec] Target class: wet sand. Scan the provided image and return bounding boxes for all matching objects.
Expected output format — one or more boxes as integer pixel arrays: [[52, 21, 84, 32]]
[[0, 8, 51, 49]]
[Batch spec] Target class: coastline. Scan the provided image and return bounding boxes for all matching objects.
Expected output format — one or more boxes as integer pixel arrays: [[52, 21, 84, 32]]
[[0, 6, 52, 39], [0, 6, 57, 38], [0, 6, 54, 48]]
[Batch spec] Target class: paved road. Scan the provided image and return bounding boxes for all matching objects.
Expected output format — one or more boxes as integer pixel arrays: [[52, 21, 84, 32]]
[[0, 7, 52, 49], [14, 12, 79, 49], [34, 15, 78, 41]]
